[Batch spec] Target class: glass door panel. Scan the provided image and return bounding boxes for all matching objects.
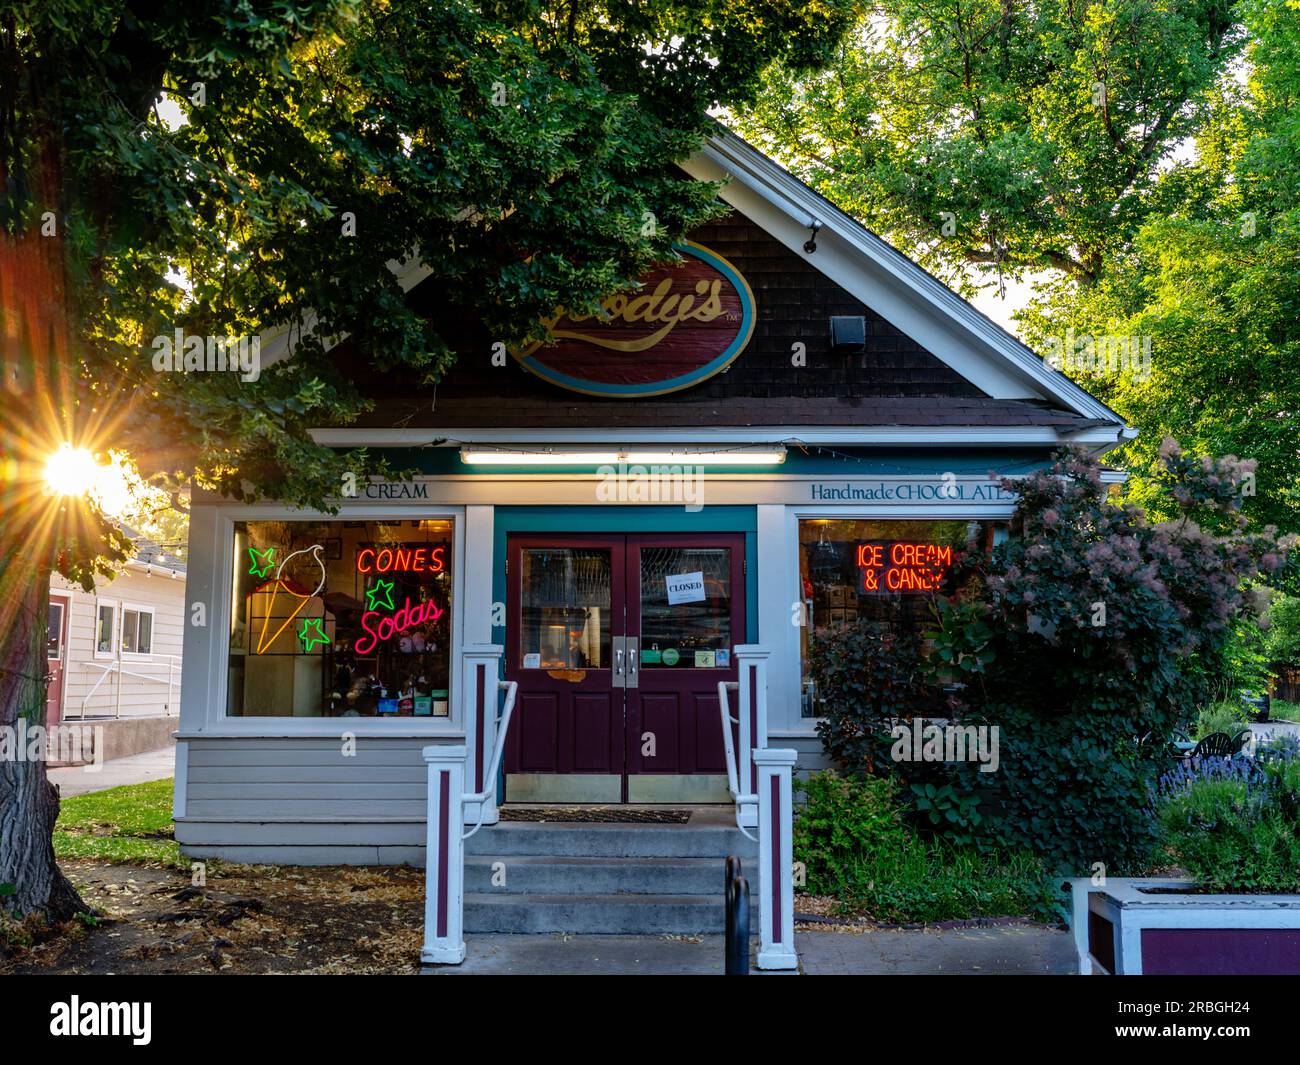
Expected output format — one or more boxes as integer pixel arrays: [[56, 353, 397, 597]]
[[518, 547, 611, 670], [637, 546, 733, 670]]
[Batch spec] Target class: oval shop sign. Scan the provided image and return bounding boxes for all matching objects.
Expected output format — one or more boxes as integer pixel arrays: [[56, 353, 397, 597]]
[[514, 241, 756, 398]]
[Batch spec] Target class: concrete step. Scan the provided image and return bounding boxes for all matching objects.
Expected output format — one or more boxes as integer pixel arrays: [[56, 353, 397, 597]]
[[464, 821, 758, 860], [464, 855, 734, 895], [464, 892, 759, 934]]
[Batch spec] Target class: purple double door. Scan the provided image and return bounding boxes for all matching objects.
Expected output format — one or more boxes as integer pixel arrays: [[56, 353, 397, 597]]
[[504, 533, 745, 803]]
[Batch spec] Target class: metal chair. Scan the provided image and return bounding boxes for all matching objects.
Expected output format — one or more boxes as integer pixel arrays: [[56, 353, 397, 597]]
[[1189, 730, 1252, 760]]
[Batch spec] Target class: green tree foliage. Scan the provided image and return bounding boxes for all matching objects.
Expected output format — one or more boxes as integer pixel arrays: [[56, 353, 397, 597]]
[[0, 0, 857, 921], [729, 0, 1241, 292], [733, 2, 1300, 539]]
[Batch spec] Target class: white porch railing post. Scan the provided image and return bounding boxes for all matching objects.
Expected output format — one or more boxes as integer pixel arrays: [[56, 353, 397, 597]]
[[461, 644, 504, 826], [421, 744, 467, 965], [754, 747, 798, 971], [733, 645, 770, 829]]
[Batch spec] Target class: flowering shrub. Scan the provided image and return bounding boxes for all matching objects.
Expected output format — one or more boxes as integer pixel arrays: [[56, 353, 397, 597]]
[[1156, 739, 1300, 892], [929, 444, 1291, 872]]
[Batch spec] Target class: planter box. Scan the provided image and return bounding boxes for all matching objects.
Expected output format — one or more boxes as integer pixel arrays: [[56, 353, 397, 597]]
[[1069, 878, 1300, 975]]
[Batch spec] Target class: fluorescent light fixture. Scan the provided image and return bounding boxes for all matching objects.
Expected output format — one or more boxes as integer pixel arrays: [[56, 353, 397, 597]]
[[460, 450, 622, 465], [459, 447, 786, 466], [623, 450, 786, 465]]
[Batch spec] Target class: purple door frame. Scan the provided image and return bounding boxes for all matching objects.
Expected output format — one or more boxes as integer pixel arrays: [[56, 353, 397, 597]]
[[504, 532, 745, 802]]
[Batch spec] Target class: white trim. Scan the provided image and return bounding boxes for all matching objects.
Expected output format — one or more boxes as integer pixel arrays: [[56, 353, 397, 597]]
[[311, 424, 1126, 449], [119, 601, 156, 659], [93, 598, 120, 659], [200, 504, 466, 738], [685, 129, 1130, 430], [47, 590, 73, 723]]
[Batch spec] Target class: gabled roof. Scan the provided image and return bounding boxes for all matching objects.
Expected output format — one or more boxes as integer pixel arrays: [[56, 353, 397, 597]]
[[681, 127, 1131, 438]]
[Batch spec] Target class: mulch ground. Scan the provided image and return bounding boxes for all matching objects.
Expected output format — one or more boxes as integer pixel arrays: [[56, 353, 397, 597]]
[[1, 859, 427, 975]]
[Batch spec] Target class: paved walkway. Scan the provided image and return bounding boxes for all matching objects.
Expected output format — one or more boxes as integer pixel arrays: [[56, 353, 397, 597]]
[[797, 924, 1075, 975], [423, 925, 1075, 975], [48, 745, 176, 797]]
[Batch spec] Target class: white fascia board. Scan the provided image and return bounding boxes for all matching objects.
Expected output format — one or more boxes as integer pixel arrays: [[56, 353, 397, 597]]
[[311, 424, 1125, 449], [686, 130, 1129, 428]]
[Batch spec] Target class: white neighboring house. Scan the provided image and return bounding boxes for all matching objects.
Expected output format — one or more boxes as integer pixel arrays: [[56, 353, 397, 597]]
[[48, 537, 186, 727]]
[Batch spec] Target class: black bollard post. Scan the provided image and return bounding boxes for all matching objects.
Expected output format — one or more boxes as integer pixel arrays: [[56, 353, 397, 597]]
[[724, 854, 740, 965], [726, 876, 750, 975]]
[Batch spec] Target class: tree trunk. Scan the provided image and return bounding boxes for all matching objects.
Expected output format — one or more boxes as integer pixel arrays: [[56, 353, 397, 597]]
[[0, 543, 88, 923]]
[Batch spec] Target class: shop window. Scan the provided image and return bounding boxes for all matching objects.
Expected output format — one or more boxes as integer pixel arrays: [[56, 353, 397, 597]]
[[227, 519, 454, 718], [797, 519, 996, 717], [122, 607, 154, 655]]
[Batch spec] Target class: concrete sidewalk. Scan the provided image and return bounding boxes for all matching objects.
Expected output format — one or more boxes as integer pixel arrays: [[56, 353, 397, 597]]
[[48, 745, 176, 797], [796, 924, 1075, 975], [423, 924, 1075, 975]]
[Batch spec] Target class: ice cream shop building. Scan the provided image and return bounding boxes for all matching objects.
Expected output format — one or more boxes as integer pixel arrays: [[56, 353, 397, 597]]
[[173, 129, 1128, 962]]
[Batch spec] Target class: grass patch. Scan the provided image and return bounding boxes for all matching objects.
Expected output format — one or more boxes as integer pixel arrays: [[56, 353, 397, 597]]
[[1269, 699, 1300, 723], [817, 840, 1061, 924], [54, 779, 182, 868]]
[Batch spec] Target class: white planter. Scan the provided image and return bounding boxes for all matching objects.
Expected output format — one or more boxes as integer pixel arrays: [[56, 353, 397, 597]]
[[1069, 877, 1300, 975]]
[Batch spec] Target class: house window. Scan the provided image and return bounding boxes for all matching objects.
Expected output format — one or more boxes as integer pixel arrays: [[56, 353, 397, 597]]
[[122, 608, 154, 655], [95, 602, 117, 655], [227, 519, 454, 718], [797, 519, 997, 717]]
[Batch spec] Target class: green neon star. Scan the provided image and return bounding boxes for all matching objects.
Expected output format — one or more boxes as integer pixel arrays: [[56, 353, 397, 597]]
[[248, 546, 275, 578], [298, 617, 330, 653], [366, 578, 396, 611]]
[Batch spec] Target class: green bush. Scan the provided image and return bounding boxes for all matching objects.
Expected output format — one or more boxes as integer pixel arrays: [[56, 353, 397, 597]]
[[793, 770, 1059, 922], [1156, 741, 1300, 893], [808, 623, 933, 776], [793, 772, 908, 893], [926, 446, 1290, 873]]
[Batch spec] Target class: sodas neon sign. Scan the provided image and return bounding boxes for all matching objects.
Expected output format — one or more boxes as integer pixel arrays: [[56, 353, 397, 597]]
[[856, 542, 954, 593], [354, 597, 445, 655]]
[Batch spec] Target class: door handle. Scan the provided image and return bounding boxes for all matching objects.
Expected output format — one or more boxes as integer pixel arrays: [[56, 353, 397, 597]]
[[625, 637, 638, 689], [612, 637, 626, 687]]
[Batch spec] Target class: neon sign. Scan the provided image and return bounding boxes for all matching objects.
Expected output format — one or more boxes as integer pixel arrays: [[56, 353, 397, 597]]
[[356, 545, 445, 574], [354, 597, 445, 656], [297, 617, 331, 653], [856, 542, 954, 593]]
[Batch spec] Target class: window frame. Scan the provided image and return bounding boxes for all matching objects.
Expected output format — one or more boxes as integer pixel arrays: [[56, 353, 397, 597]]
[[93, 598, 120, 659], [120, 602, 156, 658], [208, 505, 466, 737], [782, 502, 1015, 730]]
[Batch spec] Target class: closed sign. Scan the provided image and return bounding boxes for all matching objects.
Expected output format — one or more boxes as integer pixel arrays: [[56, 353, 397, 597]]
[[665, 571, 706, 605]]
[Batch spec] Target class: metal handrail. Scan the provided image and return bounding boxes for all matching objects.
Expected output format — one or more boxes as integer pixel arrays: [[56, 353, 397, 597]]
[[76, 653, 182, 718], [462, 679, 518, 841], [717, 680, 757, 842]]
